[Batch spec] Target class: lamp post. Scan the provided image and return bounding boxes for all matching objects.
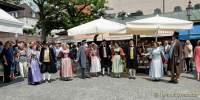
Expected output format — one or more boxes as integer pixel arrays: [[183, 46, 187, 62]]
[[186, 0, 192, 39], [163, 0, 165, 13]]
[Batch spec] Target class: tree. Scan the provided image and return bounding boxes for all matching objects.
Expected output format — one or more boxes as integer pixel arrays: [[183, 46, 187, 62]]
[[117, 11, 126, 20], [33, 0, 106, 41], [3, 0, 21, 5]]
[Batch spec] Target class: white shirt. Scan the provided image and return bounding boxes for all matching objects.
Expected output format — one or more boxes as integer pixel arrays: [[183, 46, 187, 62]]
[[103, 46, 107, 58], [185, 44, 193, 58]]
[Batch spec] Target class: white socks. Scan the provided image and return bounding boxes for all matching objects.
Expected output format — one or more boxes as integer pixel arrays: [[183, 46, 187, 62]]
[[102, 68, 110, 75], [43, 73, 51, 81], [102, 68, 105, 75], [107, 68, 110, 75], [129, 69, 132, 77], [48, 74, 51, 81], [133, 69, 136, 77], [129, 69, 136, 77]]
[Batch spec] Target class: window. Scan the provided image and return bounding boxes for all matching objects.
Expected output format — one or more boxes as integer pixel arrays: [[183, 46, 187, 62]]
[[11, 13, 14, 17], [154, 8, 162, 14], [174, 6, 182, 12], [32, 12, 36, 18], [136, 10, 143, 16], [194, 4, 200, 9], [15, 12, 18, 17]]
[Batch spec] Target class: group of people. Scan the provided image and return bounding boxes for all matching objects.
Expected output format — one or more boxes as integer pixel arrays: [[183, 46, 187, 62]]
[[0, 32, 200, 85]]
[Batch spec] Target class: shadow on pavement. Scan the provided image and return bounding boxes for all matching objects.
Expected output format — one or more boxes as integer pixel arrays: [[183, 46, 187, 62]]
[[0, 77, 25, 88], [142, 77, 169, 83]]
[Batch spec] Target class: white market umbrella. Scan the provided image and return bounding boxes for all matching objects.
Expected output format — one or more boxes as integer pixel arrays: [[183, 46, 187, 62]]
[[0, 8, 24, 34], [67, 17, 126, 36], [126, 15, 193, 41]]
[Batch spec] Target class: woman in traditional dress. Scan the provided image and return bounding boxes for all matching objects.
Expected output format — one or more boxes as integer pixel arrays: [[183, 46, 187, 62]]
[[112, 42, 125, 78], [89, 43, 101, 77], [143, 42, 164, 81], [60, 44, 73, 81], [194, 40, 200, 80], [28, 44, 42, 85]]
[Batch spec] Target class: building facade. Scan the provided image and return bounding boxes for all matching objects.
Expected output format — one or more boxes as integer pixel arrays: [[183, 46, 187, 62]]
[[9, 3, 39, 34], [106, 0, 200, 15]]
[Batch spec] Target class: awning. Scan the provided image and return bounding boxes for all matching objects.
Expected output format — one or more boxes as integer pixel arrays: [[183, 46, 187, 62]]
[[0, 8, 24, 34], [179, 25, 200, 40], [67, 17, 126, 36]]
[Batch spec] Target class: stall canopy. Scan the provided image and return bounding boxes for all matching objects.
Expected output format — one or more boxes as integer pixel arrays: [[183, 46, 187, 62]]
[[67, 17, 126, 36], [179, 25, 200, 40], [126, 15, 193, 35], [0, 8, 24, 34]]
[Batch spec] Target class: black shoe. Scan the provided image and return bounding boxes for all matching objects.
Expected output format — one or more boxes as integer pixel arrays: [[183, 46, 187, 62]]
[[47, 80, 51, 83], [41, 80, 46, 83], [86, 75, 91, 78], [81, 76, 86, 79], [132, 77, 136, 80], [168, 80, 178, 84]]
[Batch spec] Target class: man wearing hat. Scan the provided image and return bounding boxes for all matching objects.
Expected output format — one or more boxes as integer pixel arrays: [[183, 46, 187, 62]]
[[39, 41, 57, 83], [76, 40, 90, 79], [99, 40, 111, 76], [168, 32, 184, 83]]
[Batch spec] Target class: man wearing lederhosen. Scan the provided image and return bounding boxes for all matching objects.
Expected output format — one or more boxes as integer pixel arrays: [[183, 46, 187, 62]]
[[126, 40, 138, 79], [40, 41, 57, 83]]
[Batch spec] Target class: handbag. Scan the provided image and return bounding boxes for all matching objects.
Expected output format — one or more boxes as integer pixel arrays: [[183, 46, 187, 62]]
[[161, 52, 167, 64]]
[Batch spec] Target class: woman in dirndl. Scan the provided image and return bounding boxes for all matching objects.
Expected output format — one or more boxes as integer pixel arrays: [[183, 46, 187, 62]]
[[60, 44, 73, 81], [112, 42, 125, 78], [28, 44, 42, 85], [89, 43, 101, 77]]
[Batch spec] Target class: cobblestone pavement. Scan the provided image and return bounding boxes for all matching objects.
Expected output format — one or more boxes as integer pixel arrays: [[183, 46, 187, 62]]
[[0, 73, 200, 100]]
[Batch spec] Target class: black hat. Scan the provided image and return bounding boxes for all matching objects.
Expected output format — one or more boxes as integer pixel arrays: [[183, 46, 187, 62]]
[[173, 31, 179, 39], [42, 41, 48, 45]]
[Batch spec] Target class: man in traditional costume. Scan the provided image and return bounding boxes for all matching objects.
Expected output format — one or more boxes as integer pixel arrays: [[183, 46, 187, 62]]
[[39, 41, 57, 83], [99, 40, 111, 76], [77, 40, 91, 79], [126, 40, 138, 79], [168, 32, 183, 83]]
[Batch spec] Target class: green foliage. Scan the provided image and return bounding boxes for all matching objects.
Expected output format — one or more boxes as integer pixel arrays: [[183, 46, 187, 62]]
[[33, 0, 106, 41], [3, 0, 21, 5], [2, 0, 21, 5], [23, 28, 36, 35]]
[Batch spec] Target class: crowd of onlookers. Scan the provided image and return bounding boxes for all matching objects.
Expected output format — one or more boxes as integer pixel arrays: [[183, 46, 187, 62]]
[[0, 33, 200, 85]]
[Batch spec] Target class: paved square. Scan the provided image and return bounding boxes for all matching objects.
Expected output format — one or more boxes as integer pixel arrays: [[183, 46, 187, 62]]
[[0, 73, 200, 100]]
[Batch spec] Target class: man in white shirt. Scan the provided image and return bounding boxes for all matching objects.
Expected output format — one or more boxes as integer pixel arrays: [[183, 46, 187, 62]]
[[99, 40, 111, 76]]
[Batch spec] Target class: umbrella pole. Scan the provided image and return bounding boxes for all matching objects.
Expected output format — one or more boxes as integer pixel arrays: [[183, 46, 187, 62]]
[[136, 35, 138, 46], [155, 29, 158, 42], [102, 34, 103, 41]]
